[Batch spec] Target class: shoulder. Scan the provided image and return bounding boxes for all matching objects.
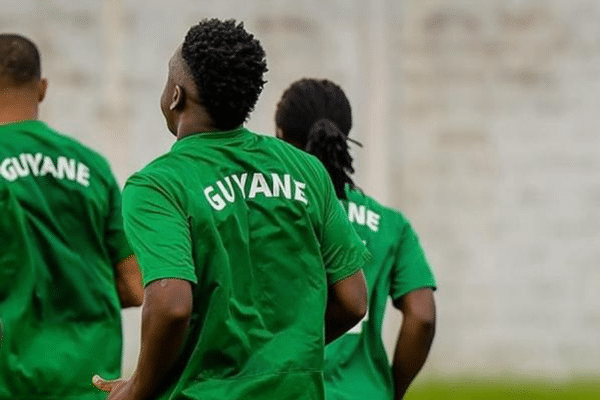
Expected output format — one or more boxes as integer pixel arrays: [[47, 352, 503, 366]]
[[251, 131, 331, 182], [255, 132, 324, 164], [42, 123, 119, 184], [125, 152, 176, 190], [40, 124, 112, 170]]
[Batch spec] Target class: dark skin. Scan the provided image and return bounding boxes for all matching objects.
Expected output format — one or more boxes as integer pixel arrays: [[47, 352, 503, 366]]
[[94, 47, 368, 399], [392, 288, 436, 399], [0, 78, 144, 307], [325, 270, 368, 344]]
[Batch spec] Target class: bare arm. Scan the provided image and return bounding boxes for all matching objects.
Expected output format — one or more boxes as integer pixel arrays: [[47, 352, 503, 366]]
[[391, 288, 436, 400], [114, 255, 144, 308], [95, 278, 192, 400], [325, 270, 368, 344]]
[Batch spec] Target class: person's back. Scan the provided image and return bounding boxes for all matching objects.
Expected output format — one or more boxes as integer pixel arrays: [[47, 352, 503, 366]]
[[324, 188, 436, 400], [93, 20, 369, 400], [0, 34, 142, 400], [125, 129, 368, 399], [275, 78, 437, 400]]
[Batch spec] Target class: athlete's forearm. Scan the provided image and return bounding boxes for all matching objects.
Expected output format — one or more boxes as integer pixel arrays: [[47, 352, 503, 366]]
[[392, 290, 436, 399], [129, 279, 192, 399], [115, 255, 144, 308]]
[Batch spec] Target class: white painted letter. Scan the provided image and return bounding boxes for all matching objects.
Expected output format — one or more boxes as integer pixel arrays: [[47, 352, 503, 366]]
[[25, 153, 43, 176], [76, 163, 90, 187], [232, 173, 248, 198], [294, 181, 308, 205], [0, 158, 17, 181], [11, 156, 29, 177], [39, 156, 58, 178], [204, 186, 226, 211], [272, 173, 292, 199], [216, 177, 236, 203], [366, 210, 381, 232], [348, 202, 365, 225], [57, 157, 76, 180], [248, 173, 272, 198]]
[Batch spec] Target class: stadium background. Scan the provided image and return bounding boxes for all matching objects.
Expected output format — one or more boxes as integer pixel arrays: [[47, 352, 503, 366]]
[[3, 0, 600, 397]]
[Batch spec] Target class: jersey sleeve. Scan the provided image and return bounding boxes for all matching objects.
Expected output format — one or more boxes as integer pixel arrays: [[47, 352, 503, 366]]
[[122, 174, 196, 286], [104, 174, 134, 265], [389, 218, 437, 301], [318, 170, 370, 285]]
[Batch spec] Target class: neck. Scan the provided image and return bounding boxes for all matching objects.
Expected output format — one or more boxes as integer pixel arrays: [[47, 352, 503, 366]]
[[175, 106, 218, 140], [0, 93, 39, 125]]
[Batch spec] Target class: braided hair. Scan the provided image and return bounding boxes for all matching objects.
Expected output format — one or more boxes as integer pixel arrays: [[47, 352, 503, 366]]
[[275, 78, 361, 199]]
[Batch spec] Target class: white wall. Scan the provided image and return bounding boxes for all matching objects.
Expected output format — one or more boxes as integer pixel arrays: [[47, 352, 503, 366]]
[[2, 0, 599, 379]]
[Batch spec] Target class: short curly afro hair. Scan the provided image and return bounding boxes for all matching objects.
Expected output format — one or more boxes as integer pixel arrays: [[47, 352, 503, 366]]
[[182, 19, 268, 131]]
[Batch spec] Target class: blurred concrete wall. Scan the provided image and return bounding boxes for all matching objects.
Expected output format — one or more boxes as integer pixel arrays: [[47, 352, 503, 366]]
[[2, 0, 599, 379]]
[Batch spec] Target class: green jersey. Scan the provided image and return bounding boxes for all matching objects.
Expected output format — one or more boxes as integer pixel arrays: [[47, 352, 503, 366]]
[[324, 189, 436, 400], [0, 120, 132, 400], [122, 127, 369, 400]]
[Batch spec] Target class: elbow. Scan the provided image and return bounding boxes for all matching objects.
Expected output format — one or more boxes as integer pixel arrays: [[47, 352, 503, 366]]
[[143, 296, 192, 325], [163, 301, 193, 324], [406, 308, 436, 336]]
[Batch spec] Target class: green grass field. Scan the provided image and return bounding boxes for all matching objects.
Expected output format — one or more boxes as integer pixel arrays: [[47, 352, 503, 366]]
[[407, 378, 600, 399]]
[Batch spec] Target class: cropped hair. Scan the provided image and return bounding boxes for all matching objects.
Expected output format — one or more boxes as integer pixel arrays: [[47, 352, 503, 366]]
[[0, 34, 41, 87], [182, 19, 268, 130]]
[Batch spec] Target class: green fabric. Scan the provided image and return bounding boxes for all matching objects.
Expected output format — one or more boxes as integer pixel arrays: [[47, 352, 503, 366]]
[[122, 127, 369, 400], [0, 120, 132, 400], [324, 188, 437, 400]]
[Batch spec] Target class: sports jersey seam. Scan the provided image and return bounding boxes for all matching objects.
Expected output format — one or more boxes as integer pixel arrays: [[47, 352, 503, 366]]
[[391, 283, 437, 302], [328, 249, 371, 284]]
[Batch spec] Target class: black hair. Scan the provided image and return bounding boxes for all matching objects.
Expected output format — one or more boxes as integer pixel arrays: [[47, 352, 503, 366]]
[[0, 34, 41, 87], [182, 19, 268, 131], [275, 78, 360, 199]]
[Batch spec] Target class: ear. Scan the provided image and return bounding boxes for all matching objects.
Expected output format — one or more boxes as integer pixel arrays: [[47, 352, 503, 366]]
[[275, 127, 284, 139], [38, 78, 48, 103], [169, 84, 185, 111]]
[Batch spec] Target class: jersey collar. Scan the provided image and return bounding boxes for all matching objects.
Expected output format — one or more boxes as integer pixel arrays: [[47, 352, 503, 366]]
[[172, 126, 251, 150]]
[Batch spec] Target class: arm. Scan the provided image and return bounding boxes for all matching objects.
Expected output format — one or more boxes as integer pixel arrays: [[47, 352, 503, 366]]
[[94, 177, 196, 399], [325, 269, 367, 344], [94, 278, 193, 400], [391, 288, 436, 400], [114, 255, 143, 308], [130, 278, 192, 399]]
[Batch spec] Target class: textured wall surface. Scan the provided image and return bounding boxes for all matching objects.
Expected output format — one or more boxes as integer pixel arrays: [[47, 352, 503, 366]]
[[2, 0, 599, 379]]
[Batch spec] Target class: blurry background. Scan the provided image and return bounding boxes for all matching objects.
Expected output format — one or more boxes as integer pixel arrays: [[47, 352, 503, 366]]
[[3, 0, 600, 396]]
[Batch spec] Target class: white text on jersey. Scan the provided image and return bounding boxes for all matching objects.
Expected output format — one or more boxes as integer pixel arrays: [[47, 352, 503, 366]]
[[0, 153, 90, 187], [205, 172, 308, 211], [348, 202, 380, 232]]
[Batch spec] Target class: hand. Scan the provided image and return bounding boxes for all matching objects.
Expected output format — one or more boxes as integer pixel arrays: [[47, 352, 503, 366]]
[[93, 375, 137, 400]]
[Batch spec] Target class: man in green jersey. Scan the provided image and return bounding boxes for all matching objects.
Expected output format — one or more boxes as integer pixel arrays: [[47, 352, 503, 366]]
[[275, 78, 437, 400], [93, 19, 369, 400], [0, 34, 143, 400]]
